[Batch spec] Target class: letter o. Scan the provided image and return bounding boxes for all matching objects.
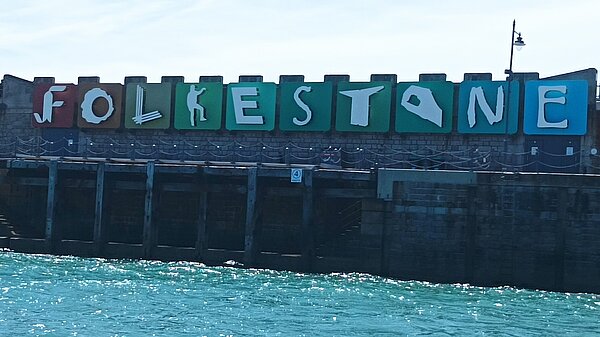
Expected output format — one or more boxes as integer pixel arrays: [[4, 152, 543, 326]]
[[81, 88, 114, 124]]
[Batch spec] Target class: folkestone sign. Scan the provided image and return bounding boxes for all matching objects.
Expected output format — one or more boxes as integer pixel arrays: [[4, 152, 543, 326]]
[[31, 78, 589, 135]]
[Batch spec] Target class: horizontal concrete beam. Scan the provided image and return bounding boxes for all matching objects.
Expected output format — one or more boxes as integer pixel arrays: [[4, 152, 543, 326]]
[[377, 168, 477, 200]]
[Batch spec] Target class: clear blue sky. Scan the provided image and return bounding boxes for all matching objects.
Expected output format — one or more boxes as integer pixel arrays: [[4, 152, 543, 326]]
[[1, 0, 597, 84]]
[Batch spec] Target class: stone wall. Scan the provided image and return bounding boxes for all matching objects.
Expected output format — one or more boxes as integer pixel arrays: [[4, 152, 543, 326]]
[[375, 170, 600, 293]]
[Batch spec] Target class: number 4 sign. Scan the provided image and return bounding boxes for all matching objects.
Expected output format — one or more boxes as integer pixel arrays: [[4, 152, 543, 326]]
[[291, 168, 303, 183]]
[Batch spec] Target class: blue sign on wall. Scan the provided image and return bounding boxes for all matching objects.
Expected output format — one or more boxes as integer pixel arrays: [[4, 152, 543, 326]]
[[523, 80, 588, 135]]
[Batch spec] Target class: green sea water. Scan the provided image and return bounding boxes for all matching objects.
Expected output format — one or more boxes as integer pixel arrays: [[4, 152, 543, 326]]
[[0, 250, 598, 336]]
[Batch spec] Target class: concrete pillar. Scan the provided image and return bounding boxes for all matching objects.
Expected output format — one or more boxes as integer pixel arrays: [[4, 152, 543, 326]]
[[244, 167, 258, 266], [143, 161, 156, 258], [301, 169, 314, 270], [93, 162, 106, 255], [44, 160, 58, 251]]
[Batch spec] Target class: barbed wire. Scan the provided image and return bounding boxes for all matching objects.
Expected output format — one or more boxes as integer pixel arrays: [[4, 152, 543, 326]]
[[9, 136, 595, 173]]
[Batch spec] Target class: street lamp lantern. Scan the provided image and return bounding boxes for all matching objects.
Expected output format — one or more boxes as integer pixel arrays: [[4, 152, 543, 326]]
[[514, 32, 525, 50]]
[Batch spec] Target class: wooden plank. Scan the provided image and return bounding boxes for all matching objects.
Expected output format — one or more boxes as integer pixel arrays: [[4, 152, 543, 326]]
[[161, 182, 246, 194], [195, 191, 208, 260], [204, 166, 249, 176], [320, 188, 375, 199], [143, 161, 156, 258], [315, 170, 374, 181], [93, 162, 106, 255], [301, 169, 314, 271], [44, 160, 58, 251], [244, 167, 258, 266]]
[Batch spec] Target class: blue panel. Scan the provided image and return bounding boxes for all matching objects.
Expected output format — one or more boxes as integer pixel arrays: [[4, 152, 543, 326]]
[[523, 80, 588, 135], [457, 81, 519, 134]]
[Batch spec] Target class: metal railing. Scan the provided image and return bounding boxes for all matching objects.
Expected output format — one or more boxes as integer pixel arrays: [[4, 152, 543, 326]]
[[6, 136, 598, 174]]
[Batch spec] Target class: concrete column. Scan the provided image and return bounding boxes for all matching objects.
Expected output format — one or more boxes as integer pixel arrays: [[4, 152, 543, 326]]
[[44, 160, 58, 251], [143, 161, 156, 258], [301, 169, 314, 271], [195, 190, 208, 261], [93, 162, 106, 255], [244, 167, 258, 266]]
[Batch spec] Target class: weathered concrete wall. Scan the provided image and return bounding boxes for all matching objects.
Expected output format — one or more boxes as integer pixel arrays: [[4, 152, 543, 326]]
[[377, 169, 600, 293]]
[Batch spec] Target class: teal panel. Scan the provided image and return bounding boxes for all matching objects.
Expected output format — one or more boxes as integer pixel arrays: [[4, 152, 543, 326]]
[[396, 81, 454, 133], [174, 82, 223, 130], [225, 83, 276, 131], [335, 82, 392, 132], [457, 81, 519, 134], [279, 82, 332, 131]]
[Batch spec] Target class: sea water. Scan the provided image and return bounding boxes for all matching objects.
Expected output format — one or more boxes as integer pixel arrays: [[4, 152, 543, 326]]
[[0, 250, 598, 336]]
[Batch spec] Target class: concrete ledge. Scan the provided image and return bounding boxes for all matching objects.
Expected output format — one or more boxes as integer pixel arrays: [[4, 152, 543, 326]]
[[203, 248, 244, 266], [0, 237, 10, 248], [313, 256, 381, 274], [153, 245, 197, 261], [256, 252, 302, 271], [377, 168, 477, 200], [57, 240, 96, 257], [103, 242, 144, 259], [10, 237, 49, 254]]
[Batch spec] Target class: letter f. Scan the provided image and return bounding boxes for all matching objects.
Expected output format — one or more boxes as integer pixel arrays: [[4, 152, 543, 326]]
[[34, 85, 67, 123]]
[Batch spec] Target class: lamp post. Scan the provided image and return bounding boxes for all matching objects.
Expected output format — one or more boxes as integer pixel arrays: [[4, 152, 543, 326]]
[[502, 20, 525, 170], [505, 19, 526, 77]]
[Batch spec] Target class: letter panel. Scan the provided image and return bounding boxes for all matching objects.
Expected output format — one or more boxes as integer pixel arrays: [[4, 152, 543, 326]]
[[279, 82, 333, 131], [174, 82, 223, 130], [225, 83, 276, 131], [77, 83, 123, 129], [396, 81, 454, 133], [124, 83, 172, 129], [523, 80, 588, 135], [32, 83, 77, 128], [457, 81, 519, 134], [335, 82, 391, 132]]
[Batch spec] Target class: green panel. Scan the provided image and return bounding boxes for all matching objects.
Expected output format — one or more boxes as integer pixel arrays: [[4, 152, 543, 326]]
[[395, 81, 454, 133], [457, 81, 519, 134], [124, 83, 172, 129], [335, 82, 391, 132], [174, 82, 223, 130], [279, 82, 332, 131], [225, 82, 276, 131]]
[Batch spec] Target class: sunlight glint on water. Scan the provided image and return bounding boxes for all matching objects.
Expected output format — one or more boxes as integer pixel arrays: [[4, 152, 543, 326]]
[[0, 251, 598, 336]]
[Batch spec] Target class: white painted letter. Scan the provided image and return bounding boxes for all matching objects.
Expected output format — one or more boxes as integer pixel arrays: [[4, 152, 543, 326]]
[[231, 87, 263, 124], [34, 85, 66, 123], [537, 85, 568, 128], [467, 86, 504, 128], [187, 85, 207, 126], [132, 85, 162, 125], [81, 88, 114, 124], [339, 86, 384, 127], [293, 86, 312, 126], [400, 85, 443, 127]]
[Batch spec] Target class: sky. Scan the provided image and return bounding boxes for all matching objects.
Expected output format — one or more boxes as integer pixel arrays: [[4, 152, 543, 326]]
[[0, 0, 598, 84]]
